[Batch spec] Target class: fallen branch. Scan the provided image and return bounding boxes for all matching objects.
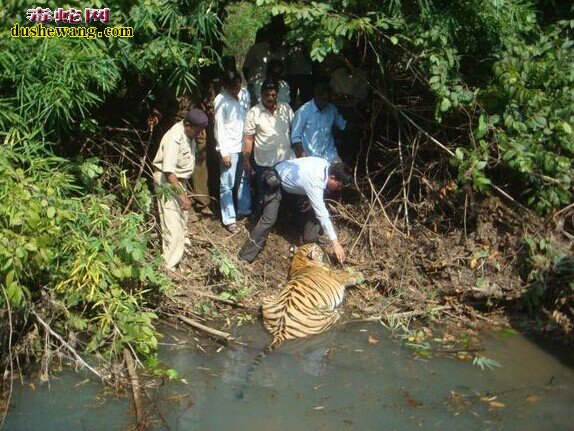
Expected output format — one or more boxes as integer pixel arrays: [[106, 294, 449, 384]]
[[177, 315, 233, 342], [347, 305, 451, 323], [31, 309, 104, 381], [123, 348, 147, 431], [555, 202, 574, 218]]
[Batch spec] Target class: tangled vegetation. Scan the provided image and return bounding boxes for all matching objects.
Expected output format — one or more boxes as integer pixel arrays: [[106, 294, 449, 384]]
[[0, 2, 225, 415], [0, 2, 573, 425], [261, 0, 573, 213]]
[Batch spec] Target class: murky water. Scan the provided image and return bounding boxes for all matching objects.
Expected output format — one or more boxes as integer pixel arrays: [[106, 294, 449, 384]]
[[5, 322, 574, 431]]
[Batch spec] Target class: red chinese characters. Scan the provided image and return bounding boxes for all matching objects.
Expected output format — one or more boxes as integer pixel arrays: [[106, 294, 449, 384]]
[[25, 7, 111, 24], [26, 7, 52, 22], [53, 7, 82, 23], [85, 8, 110, 24]]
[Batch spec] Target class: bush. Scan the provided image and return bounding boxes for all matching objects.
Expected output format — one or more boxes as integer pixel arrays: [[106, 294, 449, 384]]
[[0, 135, 169, 361], [489, 20, 574, 212]]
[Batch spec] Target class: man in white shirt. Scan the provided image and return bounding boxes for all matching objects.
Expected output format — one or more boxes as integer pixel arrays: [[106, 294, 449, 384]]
[[152, 108, 208, 270], [238, 156, 350, 264], [242, 80, 295, 216], [214, 71, 252, 233]]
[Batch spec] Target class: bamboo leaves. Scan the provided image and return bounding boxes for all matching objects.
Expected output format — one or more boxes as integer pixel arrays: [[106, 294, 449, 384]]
[[0, 137, 169, 361]]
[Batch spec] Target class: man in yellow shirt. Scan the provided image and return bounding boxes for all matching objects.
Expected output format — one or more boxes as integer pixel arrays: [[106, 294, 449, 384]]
[[242, 80, 295, 217]]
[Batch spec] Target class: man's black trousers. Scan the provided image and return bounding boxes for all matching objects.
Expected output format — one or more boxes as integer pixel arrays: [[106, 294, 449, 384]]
[[238, 181, 321, 263]]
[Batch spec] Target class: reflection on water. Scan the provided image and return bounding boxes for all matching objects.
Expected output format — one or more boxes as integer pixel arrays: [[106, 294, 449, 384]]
[[5, 322, 574, 431]]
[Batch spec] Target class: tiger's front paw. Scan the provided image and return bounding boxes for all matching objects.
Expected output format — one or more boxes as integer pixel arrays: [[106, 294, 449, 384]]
[[354, 271, 365, 286], [345, 268, 365, 286]]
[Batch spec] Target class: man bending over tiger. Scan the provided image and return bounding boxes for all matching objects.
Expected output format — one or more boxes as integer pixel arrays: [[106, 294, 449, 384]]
[[238, 156, 350, 264]]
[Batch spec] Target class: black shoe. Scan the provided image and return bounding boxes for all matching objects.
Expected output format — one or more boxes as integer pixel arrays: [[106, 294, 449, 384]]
[[225, 223, 240, 234], [238, 241, 260, 263]]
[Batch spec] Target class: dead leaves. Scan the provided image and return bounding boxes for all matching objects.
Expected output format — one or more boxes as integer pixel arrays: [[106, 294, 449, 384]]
[[480, 395, 506, 409]]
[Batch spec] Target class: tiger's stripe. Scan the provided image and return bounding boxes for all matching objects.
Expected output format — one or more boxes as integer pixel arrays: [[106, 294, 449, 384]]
[[261, 243, 364, 345], [236, 244, 364, 399]]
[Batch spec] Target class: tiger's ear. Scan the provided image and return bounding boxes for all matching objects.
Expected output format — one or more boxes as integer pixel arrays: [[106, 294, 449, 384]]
[[289, 245, 296, 256]]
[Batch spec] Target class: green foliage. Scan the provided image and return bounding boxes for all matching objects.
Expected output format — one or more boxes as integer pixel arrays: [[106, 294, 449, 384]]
[[258, 0, 573, 214], [223, 1, 271, 69], [0, 37, 120, 138], [472, 355, 502, 371], [209, 247, 252, 302], [0, 135, 170, 360], [146, 356, 183, 382], [401, 329, 432, 358], [522, 236, 570, 309], [488, 20, 574, 212], [451, 141, 492, 193], [0, 0, 227, 371], [0, 0, 224, 138], [111, 0, 223, 96]]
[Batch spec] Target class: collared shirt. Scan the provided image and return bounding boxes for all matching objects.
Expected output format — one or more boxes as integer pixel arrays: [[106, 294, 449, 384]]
[[244, 102, 295, 167], [214, 88, 250, 156], [253, 79, 291, 105], [291, 100, 347, 163], [275, 156, 337, 240], [152, 121, 196, 178]]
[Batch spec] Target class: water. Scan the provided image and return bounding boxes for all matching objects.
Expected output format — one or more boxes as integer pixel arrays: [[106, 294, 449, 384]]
[[4, 322, 574, 431]]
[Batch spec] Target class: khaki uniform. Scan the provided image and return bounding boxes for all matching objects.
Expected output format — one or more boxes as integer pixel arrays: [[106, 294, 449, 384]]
[[152, 121, 196, 269]]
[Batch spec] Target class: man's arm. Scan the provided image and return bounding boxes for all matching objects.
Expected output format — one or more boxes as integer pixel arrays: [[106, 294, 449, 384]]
[[333, 105, 347, 131], [305, 185, 345, 263], [293, 142, 307, 158], [164, 172, 191, 210], [214, 98, 232, 167], [290, 106, 308, 158], [242, 134, 255, 174]]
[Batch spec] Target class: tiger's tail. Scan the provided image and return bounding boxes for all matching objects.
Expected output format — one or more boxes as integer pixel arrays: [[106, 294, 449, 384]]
[[235, 337, 282, 400]]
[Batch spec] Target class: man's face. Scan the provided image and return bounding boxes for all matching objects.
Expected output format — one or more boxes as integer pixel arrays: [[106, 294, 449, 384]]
[[268, 66, 282, 81], [262, 89, 278, 110], [314, 91, 331, 110], [326, 175, 343, 193], [227, 80, 242, 99], [183, 123, 202, 139]]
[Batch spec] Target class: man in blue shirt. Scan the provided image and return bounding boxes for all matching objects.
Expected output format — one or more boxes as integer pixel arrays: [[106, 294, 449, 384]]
[[291, 82, 347, 163], [238, 156, 350, 264]]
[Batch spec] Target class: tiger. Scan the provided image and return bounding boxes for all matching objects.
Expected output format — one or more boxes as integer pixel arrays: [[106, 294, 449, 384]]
[[261, 243, 365, 348], [236, 243, 364, 399]]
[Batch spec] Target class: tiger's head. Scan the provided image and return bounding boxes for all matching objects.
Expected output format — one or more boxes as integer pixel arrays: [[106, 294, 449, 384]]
[[288, 243, 327, 277]]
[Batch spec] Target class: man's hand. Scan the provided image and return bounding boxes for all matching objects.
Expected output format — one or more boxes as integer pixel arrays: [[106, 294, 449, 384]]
[[180, 193, 191, 211], [332, 239, 345, 264], [242, 154, 252, 174], [147, 108, 162, 131], [293, 142, 307, 158], [165, 172, 191, 210], [242, 134, 255, 175], [222, 154, 232, 167]]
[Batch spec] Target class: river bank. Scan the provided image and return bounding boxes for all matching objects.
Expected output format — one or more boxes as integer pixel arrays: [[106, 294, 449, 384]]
[[160, 191, 572, 347]]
